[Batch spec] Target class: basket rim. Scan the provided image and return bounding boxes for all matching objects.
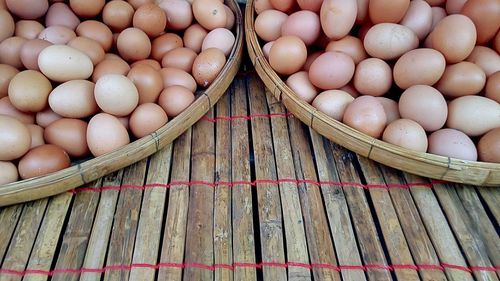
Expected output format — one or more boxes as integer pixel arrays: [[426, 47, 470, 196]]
[[244, 0, 500, 187], [0, 0, 244, 206]]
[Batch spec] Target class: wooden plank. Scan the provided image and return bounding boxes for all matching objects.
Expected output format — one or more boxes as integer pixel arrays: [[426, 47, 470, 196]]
[[379, 166, 447, 281], [0, 205, 23, 262], [404, 173, 474, 281], [157, 129, 192, 281], [23, 192, 73, 281], [287, 117, 340, 281], [214, 92, 233, 281], [50, 179, 101, 281], [309, 130, 367, 281], [0, 199, 48, 281], [328, 143, 392, 281], [183, 110, 215, 281], [248, 77, 286, 281], [128, 144, 173, 281], [432, 183, 498, 281], [356, 157, 420, 281], [78, 171, 123, 281], [231, 77, 257, 281], [103, 160, 147, 281], [477, 187, 500, 225]]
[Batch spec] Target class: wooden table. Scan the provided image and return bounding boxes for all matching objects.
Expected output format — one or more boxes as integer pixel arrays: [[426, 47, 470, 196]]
[[0, 64, 498, 281]]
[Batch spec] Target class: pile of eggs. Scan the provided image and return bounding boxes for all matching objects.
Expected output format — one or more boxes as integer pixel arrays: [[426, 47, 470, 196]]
[[0, 0, 236, 184], [254, 0, 500, 163]]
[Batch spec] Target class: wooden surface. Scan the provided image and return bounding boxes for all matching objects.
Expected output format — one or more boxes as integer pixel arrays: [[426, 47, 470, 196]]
[[0, 67, 498, 281]]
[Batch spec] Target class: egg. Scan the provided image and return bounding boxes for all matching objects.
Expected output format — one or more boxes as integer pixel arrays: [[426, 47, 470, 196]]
[[254, 9, 288, 42], [400, 0, 432, 40], [15, 20, 44, 40], [133, 3, 167, 38], [364, 23, 419, 60], [436, 62, 486, 98], [0, 64, 18, 98], [0, 161, 18, 185], [0, 114, 31, 160], [183, 24, 208, 54], [320, 0, 357, 40], [281, 11, 321, 46], [127, 0, 153, 9], [131, 59, 161, 71], [0, 97, 35, 124], [356, 0, 369, 23], [76, 20, 113, 52], [485, 71, 500, 103], [67, 37, 105, 66], [312, 90, 354, 121], [192, 0, 227, 31], [159, 67, 197, 93], [151, 33, 184, 62], [447, 96, 500, 137], [20, 39, 52, 71], [478, 128, 500, 163], [161, 47, 198, 72], [429, 15, 477, 64], [428, 129, 477, 161], [36, 107, 61, 128], [262, 41, 274, 59], [308, 51, 354, 90], [286, 71, 318, 103], [445, 0, 467, 14], [393, 48, 446, 89], [92, 58, 131, 82], [48, 80, 98, 118], [297, 0, 323, 12], [18, 144, 71, 179], [369, 0, 409, 23], [353, 58, 392, 97], [38, 26, 76, 44], [38, 45, 94, 82], [26, 124, 44, 149], [303, 51, 323, 72], [494, 31, 500, 54], [0, 9, 15, 43], [129, 103, 168, 138], [343, 95, 387, 138], [192, 48, 226, 87], [94, 74, 139, 116], [430, 7, 446, 30], [0, 36, 27, 69], [102, 1, 134, 33], [224, 5, 235, 29], [158, 85, 195, 117], [127, 64, 163, 104], [325, 36, 367, 65], [399, 85, 447, 132], [45, 3, 80, 30], [69, 0, 105, 18], [383, 119, 428, 152], [6, 0, 48, 20], [87, 113, 130, 157], [117, 27, 151, 62], [157, 0, 193, 30], [462, 0, 500, 44], [466, 46, 500, 77], [269, 36, 308, 76], [44, 118, 89, 157], [202, 28, 235, 57], [269, 0, 295, 12], [8, 70, 52, 112], [340, 84, 360, 98], [376, 97, 400, 124]]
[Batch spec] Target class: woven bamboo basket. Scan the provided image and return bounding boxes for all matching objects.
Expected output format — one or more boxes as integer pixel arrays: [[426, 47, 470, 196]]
[[245, 0, 500, 187], [0, 0, 243, 206]]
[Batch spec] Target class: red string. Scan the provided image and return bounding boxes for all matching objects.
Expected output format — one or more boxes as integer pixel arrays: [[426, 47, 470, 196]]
[[1, 262, 497, 277]]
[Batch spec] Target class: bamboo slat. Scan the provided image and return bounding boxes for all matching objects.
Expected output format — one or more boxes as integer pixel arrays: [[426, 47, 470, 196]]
[[0, 205, 23, 263]]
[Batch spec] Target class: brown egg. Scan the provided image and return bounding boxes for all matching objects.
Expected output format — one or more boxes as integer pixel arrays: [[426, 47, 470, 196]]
[[6, 0, 48, 19], [87, 113, 130, 157], [430, 7, 446, 30], [262, 41, 274, 60], [21, 39, 52, 71], [192, 48, 226, 87], [0, 97, 35, 124], [400, 0, 432, 40], [26, 124, 44, 149], [364, 23, 418, 60], [376, 97, 400, 124], [339, 84, 360, 98], [45, 3, 80, 30], [447, 96, 500, 137], [76, 20, 113, 52], [428, 129, 477, 161], [92, 58, 130, 82], [49, 80, 98, 118], [445, 0, 467, 14], [320, 0, 357, 40], [303, 51, 322, 72], [399, 85, 447, 132], [270, 0, 295, 12], [297, 0, 322, 12], [224, 5, 235, 29], [117, 116, 130, 130], [255, 0, 273, 14], [133, 3, 167, 37], [312, 90, 354, 121], [0, 64, 18, 98], [44, 118, 89, 157], [269, 36, 307, 76], [131, 59, 161, 70], [151, 33, 183, 62], [466, 46, 500, 77], [369, 0, 409, 23], [254, 9, 288, 42], [103, 0, 134, 32], [425, 0, 445, 6], [129, 103, 168, 138], [38, 26, 76, 45], [15, 20, 44, 40], [36, 107, 61, 127], [309, 51, 354, 90], [183, 24, 207, 54], [281, 11, 321, 46], [69, 0, 105, 18], [95, 74, 139, 116], [159, 67, 197, 93], [495, 31, 500, 54], [158, 85, 195, 117], [127, 64, 163, 104], [192, 0, 227, 30], [38, 45, 94, 83], [343, 95, 387, 138], [161, 47, 197, 72], [461, 0, 500, 44], [356, 0, 369, 23], [8, 70, 52, 112], [127, 0, 153, 9], [18, 144, 70, 179], [0, 9, 15, 43], [0, 36, 27, 69], [202, 28, 235, 57], [0, 161, 18, 185], [67, 37, 105, 66], [436, 62, 486, 98], [485, 71, 500, 103], [429, 15, 477, 63], [478, 128, 500, 163], [286, 71, 318, 103], [0, 114, 31, 160], [353, 58, 392, 97], [393, 48, 446, 89], [117, 27, 151, 62], [158, 0, 193, 31], [382, 119, 428, 152], [325, 36, 367, 65]]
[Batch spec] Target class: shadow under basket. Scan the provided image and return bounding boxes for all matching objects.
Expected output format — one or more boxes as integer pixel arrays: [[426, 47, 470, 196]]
[[245, 0, 500, 187], [0, 0, 244, 207]]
